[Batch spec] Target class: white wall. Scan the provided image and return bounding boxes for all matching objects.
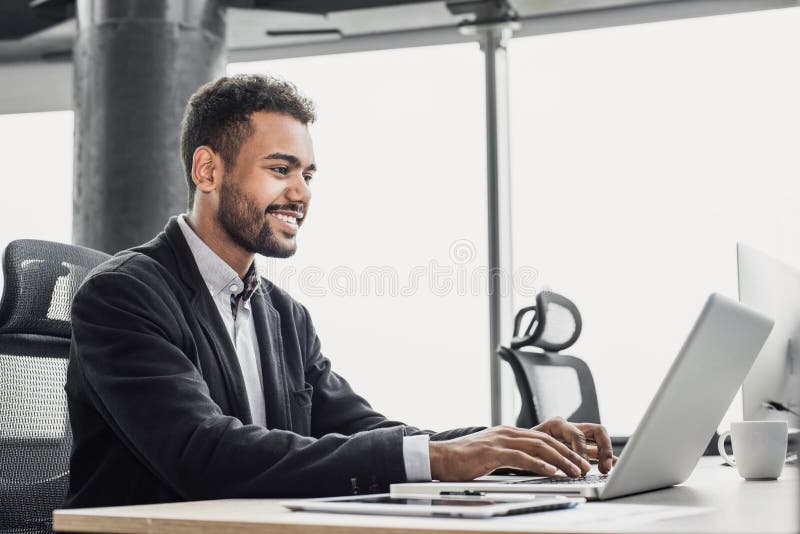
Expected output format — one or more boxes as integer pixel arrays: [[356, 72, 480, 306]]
[[508, 7, 800, 435]]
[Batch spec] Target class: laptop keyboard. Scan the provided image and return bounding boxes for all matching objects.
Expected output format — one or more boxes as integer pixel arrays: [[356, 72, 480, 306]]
[[506, 474, 609, 485]]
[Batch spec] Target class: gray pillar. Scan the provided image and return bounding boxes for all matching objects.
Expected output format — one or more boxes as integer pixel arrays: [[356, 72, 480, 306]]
[[73, 0, 226, 253], [475, 24, 516, 426]]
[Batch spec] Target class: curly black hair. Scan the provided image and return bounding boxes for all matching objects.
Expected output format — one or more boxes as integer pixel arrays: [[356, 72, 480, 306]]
[[180, 74, 316, 208]]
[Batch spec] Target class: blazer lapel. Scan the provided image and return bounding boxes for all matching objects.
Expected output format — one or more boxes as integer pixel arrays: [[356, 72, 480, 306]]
[[156, 217, 253, 424], [191, 290, 254, 425], [250, 288, 290, 430]]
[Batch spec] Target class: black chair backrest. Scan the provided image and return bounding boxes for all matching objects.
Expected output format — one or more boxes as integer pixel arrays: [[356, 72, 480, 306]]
[[0, 239, 109, 534], [503, 291, 598, 427], [511, 291, 582, 352], [498, 346, 601, 428]]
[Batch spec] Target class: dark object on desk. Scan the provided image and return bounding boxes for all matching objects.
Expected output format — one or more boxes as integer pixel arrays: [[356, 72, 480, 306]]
[[0, 240, 109, 534], [763, 399, 800, 418]]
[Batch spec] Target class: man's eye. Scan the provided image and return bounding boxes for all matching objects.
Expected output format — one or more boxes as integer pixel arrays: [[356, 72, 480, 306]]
[[272, 166, 288, 175], [304, 175, 314, 184]]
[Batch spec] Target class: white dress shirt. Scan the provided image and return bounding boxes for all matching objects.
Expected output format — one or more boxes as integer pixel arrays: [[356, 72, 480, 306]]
[[177, 214, 430, 481], [178, 215, 267, 426]]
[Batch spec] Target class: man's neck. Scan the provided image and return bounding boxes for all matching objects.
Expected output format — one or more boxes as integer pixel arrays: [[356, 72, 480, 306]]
[[185, 211, 254, 279]]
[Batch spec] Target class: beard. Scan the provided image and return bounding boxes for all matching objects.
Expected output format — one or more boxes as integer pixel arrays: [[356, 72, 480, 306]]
[[217, 178, 297, 258]]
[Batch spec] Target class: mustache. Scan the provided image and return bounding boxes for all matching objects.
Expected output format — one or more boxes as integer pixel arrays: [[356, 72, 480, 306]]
[[266, 203, 305, 215]]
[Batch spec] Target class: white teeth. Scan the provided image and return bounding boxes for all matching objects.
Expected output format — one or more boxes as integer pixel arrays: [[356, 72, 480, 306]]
[[271, 213, 297, 225]]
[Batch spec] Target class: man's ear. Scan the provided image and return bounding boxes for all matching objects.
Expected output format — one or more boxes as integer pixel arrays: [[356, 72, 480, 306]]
[[191, 146, 223, 195]]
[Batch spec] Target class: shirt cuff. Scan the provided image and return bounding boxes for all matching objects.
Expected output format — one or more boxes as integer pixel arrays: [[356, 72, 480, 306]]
[[402, 434, 432, 482]]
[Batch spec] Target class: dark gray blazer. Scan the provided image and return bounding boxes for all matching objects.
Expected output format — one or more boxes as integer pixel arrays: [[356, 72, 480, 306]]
[[64, 216, 482, 508]]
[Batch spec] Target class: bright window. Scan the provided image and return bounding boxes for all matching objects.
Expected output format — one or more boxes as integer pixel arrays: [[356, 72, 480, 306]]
[[0, 111, 73, 287], [508, 8, 800, 435]]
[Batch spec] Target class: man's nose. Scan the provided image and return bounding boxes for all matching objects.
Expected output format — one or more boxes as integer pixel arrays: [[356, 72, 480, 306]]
[[286, 172, 310, 202]]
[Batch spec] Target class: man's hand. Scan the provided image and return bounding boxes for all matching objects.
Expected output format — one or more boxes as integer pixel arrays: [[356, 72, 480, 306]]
[[428, 417, 618, 481], [428, 424, 592, 481], [533, 417, 617, 474]]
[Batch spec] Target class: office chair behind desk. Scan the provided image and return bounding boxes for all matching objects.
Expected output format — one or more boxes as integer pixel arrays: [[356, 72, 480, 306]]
[[498, 291, 627, 455], [0, 240, 109, 534]]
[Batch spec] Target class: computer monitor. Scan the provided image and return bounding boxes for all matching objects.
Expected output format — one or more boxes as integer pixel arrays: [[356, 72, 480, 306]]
[[737, 243, 800, 427]]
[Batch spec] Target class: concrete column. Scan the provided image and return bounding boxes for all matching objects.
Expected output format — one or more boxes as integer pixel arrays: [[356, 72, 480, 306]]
[[73, 0, 226, 253]]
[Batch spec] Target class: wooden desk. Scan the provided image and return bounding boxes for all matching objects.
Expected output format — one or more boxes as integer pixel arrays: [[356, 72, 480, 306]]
[[53, 458, 798, 534]]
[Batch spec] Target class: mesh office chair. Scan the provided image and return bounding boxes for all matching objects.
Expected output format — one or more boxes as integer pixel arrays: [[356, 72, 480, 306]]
[[0, 240, 109, 534], [498, 291, 602, 427]]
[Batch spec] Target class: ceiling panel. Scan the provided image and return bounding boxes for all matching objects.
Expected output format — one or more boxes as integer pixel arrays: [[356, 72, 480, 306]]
[[0, 0, 796, 64]]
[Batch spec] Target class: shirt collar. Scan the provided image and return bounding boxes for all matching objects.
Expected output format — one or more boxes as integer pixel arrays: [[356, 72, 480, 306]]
[[177, 214, 261, 301]]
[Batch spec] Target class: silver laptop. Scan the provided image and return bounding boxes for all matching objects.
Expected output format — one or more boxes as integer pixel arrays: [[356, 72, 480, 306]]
[[393, 293, 774, 500]]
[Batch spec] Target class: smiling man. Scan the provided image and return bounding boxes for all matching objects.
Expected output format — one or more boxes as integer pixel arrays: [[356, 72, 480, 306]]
[[64, 74, 614, 508]]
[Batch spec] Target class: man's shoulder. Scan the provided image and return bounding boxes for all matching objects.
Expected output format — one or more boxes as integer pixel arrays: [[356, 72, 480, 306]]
[[78, 250, 182, 304], [85, 250, 167, 283]]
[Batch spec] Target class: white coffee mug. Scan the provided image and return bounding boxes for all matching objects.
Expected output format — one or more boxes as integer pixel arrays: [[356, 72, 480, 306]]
[[717, 421, 788, 480]]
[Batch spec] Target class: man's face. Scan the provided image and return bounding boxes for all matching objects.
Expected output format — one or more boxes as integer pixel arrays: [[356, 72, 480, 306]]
[[217, 111, 316, 258]]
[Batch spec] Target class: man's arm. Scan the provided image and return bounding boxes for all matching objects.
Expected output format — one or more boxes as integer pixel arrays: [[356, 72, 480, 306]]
[[71, 268, 407, 498]]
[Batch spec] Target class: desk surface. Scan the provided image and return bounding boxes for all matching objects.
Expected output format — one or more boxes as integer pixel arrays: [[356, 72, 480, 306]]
[[53, 458, 798, 534]]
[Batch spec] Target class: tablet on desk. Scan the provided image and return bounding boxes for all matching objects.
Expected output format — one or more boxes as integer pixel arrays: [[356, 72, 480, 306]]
[[281, 493, 584, 518]]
